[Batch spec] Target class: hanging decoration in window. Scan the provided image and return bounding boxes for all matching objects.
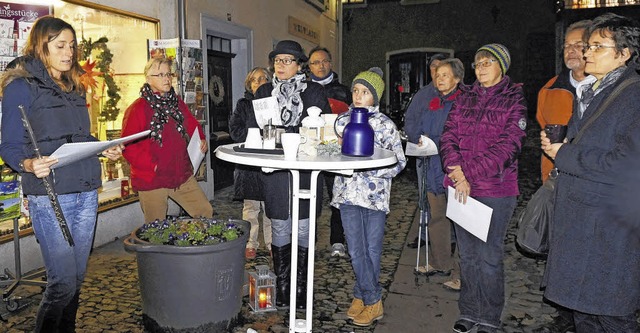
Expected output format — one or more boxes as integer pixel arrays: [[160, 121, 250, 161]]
[[79, 37, 121, 122]]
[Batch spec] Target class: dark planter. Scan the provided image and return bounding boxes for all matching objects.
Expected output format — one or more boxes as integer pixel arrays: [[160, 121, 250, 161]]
[[124, 219, 249, 333]]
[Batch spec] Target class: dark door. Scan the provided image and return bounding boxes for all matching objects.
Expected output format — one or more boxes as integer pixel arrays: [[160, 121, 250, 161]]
[[207, 50, 235, 190]]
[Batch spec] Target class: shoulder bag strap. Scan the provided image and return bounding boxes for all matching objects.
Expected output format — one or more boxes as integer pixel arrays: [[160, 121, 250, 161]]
[[573, 76, 640, 144]]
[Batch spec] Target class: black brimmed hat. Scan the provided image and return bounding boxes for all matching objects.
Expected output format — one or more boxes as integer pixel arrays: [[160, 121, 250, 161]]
[[269, 40, 308, 62]]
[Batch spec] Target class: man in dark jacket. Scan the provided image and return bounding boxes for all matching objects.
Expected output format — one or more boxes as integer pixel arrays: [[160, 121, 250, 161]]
[[308, 46, 351, 257]]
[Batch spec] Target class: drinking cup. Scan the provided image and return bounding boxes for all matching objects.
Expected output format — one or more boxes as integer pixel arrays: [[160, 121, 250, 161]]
[[544, 124, 568, 144], [245, 128, 262, 149], [281, 133, 301, 160]]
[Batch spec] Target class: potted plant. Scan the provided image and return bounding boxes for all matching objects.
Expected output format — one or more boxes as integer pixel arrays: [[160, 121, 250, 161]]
[[124, 217, 249, 333]]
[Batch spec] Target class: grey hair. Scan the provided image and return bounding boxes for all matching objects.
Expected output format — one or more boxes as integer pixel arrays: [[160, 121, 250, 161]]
[[436, 58, 465, 82]]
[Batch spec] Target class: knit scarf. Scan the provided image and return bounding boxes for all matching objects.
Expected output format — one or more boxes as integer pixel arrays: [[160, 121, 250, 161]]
[[577, 66, 626, 119], [271, 73, 307, 126], [141, 83, 187, 145]]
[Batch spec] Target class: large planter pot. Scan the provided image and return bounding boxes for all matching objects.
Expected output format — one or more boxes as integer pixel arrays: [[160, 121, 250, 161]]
[[124, 219, 249, 333]]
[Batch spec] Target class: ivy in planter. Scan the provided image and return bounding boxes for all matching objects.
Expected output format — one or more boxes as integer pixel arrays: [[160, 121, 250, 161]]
[[137, 217, 244, 246]]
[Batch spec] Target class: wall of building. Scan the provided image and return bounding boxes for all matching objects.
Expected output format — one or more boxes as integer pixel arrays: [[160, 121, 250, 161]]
[[185, 0, 341, 72], [341, 0, 557, 117]]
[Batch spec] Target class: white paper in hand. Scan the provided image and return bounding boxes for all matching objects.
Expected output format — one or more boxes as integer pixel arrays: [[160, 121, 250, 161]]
[[445, 186, 493, 242], [252, 96, 280, 128], [188, 128, 205, 175], [50, 130, 150, 169], [405, 135, 438, 156]]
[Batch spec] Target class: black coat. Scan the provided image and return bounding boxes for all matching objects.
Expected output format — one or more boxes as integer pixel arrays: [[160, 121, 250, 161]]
[[322, 72, 352, 105], [229, 92, 264, 201], [543, 67, 640, 316], [253, 80, 330, 220]]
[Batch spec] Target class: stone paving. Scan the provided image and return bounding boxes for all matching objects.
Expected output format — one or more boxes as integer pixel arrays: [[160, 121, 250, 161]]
[[0, 122, 599, 333]]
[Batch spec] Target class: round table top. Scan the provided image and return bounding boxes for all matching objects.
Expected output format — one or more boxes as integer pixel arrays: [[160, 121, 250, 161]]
[[215, 143, 397, 171]]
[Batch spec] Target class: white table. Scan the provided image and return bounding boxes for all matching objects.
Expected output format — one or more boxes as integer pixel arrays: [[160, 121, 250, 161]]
[[215, 143, 397, 333]]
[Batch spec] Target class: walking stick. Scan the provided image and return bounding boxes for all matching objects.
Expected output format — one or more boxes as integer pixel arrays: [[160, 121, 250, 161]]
[[17, 105, 74, 246], [414, 156, 430, 275]]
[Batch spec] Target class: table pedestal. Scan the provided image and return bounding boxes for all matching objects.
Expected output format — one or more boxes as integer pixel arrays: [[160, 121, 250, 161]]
[[287, 169, 320, 333]]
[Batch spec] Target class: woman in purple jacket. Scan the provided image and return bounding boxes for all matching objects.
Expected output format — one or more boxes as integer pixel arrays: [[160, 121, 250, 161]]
[[440, 44, 527, 333]]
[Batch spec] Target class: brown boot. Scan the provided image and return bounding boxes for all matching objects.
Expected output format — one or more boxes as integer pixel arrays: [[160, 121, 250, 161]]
[[352, 299, 384, 326], [346, 298, 365, 319]]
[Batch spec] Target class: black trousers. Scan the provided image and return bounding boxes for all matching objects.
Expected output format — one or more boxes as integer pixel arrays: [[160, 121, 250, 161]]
[[324, 173, 345, 245], [573, 311, 639, 333]]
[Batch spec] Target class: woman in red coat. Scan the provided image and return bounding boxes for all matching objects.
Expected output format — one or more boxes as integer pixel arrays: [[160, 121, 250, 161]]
[[121, 57, 212, 223]]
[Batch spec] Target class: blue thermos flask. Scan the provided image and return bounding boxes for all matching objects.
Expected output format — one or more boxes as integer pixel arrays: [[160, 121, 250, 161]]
[[336, 107, 374, 157]]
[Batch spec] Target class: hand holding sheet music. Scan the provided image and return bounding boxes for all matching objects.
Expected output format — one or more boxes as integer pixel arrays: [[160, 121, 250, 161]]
[[405, 135, 438, 156], [445, 186, 493, 242], [50, 130, 151, 169]]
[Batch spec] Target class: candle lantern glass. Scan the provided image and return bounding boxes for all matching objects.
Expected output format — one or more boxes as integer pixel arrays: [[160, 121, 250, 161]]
[[248, 265, 277, 312]]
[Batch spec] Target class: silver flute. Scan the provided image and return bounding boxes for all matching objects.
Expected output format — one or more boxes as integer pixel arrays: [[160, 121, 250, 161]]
[[18, 105, 74, 247]]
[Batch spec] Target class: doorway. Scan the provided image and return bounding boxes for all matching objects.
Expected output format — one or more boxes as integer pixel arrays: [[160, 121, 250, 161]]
[[207, 49, 236, 190]]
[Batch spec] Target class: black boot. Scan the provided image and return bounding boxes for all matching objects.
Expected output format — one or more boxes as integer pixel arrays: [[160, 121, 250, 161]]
[[296, 246, 308, 310], [271, 244, 291, 309], [58, 291, 80, 332]]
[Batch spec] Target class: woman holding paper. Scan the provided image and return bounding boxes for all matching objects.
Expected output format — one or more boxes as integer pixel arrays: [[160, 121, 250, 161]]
[[121, 57, 212, 223], [407, 59, 465, 290], [440, 44, 526, 333], [0, 16, 123, 332], [252, 40, 330, 309]]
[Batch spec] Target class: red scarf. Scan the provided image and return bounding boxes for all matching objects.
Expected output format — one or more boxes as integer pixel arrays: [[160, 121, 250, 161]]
[[428, 89, 461, 111]]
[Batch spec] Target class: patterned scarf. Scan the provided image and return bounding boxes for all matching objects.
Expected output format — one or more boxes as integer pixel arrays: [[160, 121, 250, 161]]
[[141, 83, 187, 145], [271, 73, 307, 126], [578, 66, 626, 119]]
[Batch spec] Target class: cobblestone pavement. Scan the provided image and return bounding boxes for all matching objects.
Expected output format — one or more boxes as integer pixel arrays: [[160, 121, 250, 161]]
[[0, 123, 597, 333]]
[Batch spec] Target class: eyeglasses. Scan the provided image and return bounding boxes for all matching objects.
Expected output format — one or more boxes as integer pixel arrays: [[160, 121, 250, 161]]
[[251, 76, 268, 83], [273, 58, 296, 65], [471, 59, 497, 69], [563, 42, 585, 51], [583, 44, 617, 53], [148, 73, 174, 78], [309, 59, 331, 67]]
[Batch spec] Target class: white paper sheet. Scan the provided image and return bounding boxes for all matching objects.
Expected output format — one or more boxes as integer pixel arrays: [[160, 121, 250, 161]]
[[50, 130, 151, 169], [405, 135, 438, 156], [188, 128, 205, 175], [252, 96, 280, 128], [445, 186, 493, 242]]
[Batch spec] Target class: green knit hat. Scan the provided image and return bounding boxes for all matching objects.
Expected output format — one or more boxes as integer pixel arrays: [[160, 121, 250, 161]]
[[476, 43, 511, 75], [352, 67, 384, 106]]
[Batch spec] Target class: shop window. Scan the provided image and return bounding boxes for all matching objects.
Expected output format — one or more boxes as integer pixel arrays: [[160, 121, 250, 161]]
[[564, 0, 640, 8]]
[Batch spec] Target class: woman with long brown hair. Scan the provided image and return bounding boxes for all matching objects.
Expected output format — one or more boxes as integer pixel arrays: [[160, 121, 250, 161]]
[[0, 16, 122, 332]]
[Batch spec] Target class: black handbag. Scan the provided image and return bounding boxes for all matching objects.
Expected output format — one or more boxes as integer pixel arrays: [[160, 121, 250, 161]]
[[516, 173, 555, 257], [516, 76, 640, 258]]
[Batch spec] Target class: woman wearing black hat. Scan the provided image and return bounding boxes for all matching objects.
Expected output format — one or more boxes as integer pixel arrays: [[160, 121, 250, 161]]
[[253, 40, 330, 309]]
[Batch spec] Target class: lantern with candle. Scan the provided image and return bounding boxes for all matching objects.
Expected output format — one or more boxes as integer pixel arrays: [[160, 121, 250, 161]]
[[248, 265, 277, 312]]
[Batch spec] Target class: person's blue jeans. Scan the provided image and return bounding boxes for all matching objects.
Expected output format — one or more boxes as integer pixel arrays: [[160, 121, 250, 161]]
[[271, 216, 309, 248], [340, 204, 386, 305], [28, 190, 98, 332], [455, 196, 516, 329]]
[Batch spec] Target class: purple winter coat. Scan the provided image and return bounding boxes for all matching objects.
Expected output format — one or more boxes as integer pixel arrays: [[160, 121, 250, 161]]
[[440, 76, 527, 198]]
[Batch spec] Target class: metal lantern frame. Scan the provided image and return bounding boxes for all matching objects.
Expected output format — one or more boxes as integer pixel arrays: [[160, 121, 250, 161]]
[[248, 265, 277, 312]]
